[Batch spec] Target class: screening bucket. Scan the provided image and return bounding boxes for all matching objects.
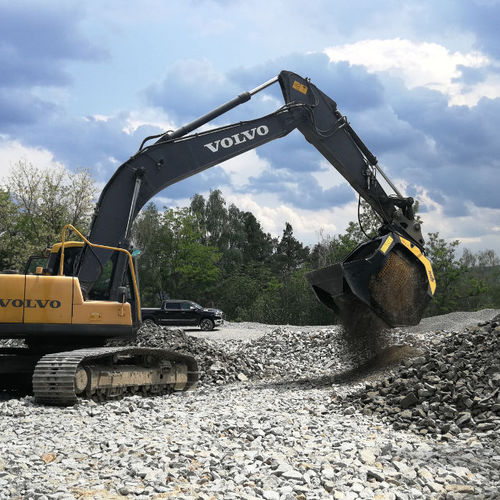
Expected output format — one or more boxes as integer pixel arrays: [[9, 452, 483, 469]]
[[306, 233, 436, 328]]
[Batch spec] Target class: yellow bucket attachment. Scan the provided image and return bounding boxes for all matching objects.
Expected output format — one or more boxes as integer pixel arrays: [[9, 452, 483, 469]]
[[306, 233, 435, 328]]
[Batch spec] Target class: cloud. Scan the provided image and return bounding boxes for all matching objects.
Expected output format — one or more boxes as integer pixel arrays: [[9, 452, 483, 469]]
[[145, 59, 240, 121], [219, 150, 270, 190], [0, 89, 57, 127], [325, 38, 496, 106], [146, 52, 385, 125], [385, 84, 500, 211], [0, 3, 106, 131], [143, 52, 389, 210], [0, 138, 65, 180], [1, 2, 500, 255], [224, 192, 359, 245], [0, 3, 105, 88], [416, 191, 500, 254], [452, 0, 500, 60], [151, 167, 231, 208], [6, 48, 500, 231]]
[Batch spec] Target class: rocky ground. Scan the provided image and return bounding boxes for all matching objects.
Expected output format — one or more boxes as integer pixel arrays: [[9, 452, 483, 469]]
[[0, 309, 499, 499]]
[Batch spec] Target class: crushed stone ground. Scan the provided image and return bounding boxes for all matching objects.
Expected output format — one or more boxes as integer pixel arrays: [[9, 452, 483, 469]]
[[0, 309, 499, 499]]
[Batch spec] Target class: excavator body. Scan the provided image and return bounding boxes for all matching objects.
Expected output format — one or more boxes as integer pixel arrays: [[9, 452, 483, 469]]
[[0, 69, 435, 405]]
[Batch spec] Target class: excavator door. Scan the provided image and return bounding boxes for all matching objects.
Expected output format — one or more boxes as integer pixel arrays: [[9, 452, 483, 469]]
[[306, 233, 436, 328]]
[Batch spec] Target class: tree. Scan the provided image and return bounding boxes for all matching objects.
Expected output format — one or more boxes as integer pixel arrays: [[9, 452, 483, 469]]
[[1, 160, 97, 269], [459, 247, 500, 310], [204, 189, 229, 248], [425, 232, 486, 314], [273, 222, 309, 276], [357, 198, 383, 239], [242, 212, 276, 264], [132, 203, 165, 304], [133, 205, 221, 306], [189, 193, 208, 243], [0, 189, 24, 270], [162, 207, 221, 299], [460, 248, 477, 268], [476, 249, 500, 267]]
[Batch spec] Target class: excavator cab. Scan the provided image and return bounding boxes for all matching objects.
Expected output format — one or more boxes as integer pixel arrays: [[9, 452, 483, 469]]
[[0, 231, 142, 343], [307, 232, 436, 328]]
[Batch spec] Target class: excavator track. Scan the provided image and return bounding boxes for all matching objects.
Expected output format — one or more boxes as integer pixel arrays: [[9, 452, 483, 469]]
[[32, 346, 198, 406]]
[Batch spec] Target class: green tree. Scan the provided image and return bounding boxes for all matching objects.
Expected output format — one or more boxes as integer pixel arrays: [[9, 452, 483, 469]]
[[204, 189, 228, 248], [425, 232, 485, 315], [459, 247, 500, 309], [308, 222, 365, 270], [0, 189, 24, 270], [133, 205, 221, 306], [132, 203, 165, 304], [162, 207, 221, 299], [273, 222, 309, 276], [1, 160, 97, 270]]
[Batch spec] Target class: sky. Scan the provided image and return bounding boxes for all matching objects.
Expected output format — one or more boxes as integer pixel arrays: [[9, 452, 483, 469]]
[[1, 0, 500, 255]]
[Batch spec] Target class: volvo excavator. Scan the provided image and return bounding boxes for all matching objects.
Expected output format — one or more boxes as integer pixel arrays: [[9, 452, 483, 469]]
[[0, 71, 435, 405]]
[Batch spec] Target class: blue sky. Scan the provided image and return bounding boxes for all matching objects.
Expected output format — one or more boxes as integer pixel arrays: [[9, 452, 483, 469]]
[[1, 0, 500, 254]]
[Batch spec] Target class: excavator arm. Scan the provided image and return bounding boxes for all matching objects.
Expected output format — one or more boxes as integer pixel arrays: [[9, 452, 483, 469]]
[[77, 70, 434, 327]]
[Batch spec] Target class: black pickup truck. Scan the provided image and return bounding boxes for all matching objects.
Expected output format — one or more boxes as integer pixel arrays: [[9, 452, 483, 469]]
[[141, 299, 224, 331]]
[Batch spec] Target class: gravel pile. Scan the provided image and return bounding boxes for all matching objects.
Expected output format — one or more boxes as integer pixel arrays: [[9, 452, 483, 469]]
[[1, 383, 499, 499], [123, 323, 370, 386], [0, 310, 499, 499], [338, 314, 500, 439]]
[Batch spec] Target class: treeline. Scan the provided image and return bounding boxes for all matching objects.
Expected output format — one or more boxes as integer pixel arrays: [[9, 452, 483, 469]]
[[132, 190, 328, 324], [1, 162, 499, 324], [133, 190, 500, 323]]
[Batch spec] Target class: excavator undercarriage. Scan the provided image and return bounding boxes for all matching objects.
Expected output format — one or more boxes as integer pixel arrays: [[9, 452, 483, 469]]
[[32, 347, 198, 405], [0, 345, 198, 405]]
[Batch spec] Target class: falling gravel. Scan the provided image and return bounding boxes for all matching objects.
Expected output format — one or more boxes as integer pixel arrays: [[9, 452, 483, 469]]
[[0, 309, 499, 499]]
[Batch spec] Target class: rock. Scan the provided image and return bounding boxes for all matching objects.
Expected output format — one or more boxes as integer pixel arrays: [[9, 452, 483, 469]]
[[456, 412, 472, 427], [366, 468, 384, 482], [444, 483, 475, 494], [281, 469, 303, 481], [400, 392, 419, 409], [0, 312, 499, 499], [359, 448, 376, 465], [338, 314, 500, 438], [262, 491, 280, 500]]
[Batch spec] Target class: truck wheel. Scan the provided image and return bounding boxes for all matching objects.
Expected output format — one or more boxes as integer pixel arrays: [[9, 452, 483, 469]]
[[200, 318, 214, 331]]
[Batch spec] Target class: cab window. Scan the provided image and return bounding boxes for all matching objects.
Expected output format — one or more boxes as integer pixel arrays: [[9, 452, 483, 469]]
[[165, 302, 180, 310], [24, 256, 48, 275]]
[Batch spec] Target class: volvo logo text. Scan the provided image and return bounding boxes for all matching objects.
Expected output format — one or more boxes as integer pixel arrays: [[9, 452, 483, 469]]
[[0, 299, 62, 309], [204, 126, 269, 153]]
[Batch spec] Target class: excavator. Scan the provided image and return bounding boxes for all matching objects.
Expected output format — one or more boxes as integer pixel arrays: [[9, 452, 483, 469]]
[[0, 71, 435, 405]]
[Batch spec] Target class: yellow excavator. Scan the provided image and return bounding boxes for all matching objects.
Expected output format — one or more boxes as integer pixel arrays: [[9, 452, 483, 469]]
[[0, 71, 435, 405]]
